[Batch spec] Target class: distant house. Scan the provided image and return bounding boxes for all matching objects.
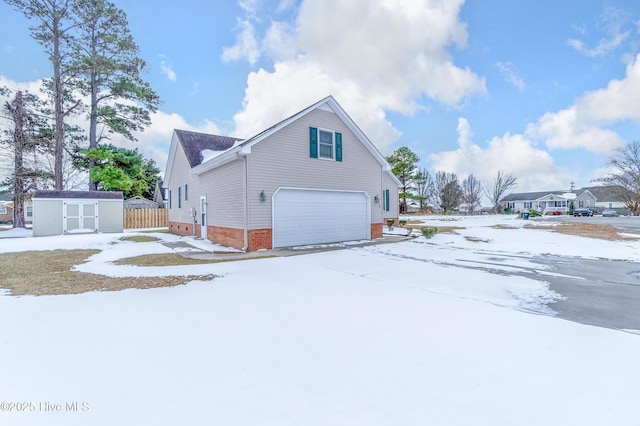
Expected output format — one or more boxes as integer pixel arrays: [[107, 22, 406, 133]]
[[153, 180, 166, 208], [124, 196, 159, 209], [582, 186, 627, 211], [164, 96, 401, 251], [501, 188, 597, 214], [0, 192, 33, 224]]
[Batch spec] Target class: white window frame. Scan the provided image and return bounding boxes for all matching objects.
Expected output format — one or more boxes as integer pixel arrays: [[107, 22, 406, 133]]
[[0, 207, 7, 215], [26, 206, 32, 217], [318, 129, 335, 160]]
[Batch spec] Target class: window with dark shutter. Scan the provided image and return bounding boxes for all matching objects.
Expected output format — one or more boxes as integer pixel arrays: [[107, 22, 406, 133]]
[[310, 127, 318, 158]]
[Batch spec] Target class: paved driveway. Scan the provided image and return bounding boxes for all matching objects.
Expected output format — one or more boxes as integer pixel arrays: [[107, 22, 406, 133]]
[[535, 256, 640, 331]]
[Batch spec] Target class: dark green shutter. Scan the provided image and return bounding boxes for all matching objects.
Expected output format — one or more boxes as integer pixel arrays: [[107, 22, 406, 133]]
[[309, 127, 318, 158], [385, 189, 390, 211], [335, 132, 342, 162]]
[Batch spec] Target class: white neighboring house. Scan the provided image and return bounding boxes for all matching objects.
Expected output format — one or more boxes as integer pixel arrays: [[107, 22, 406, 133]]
[[501, 188, 597, 214], [164, 96, 401, 251]]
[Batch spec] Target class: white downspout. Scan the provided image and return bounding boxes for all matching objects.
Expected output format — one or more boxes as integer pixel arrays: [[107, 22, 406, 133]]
[[242, 155, 249, 251]]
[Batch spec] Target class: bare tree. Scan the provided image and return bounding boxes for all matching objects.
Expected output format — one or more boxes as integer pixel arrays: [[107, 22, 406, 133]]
[[413, 168, 436, 209], [5, 0, 84, 190], [2, 90, 53, 227], [596, 141, 640, 215], [484, 170, 518, 213], [462, 174, 483, 215], [435, 171, 462, 212]]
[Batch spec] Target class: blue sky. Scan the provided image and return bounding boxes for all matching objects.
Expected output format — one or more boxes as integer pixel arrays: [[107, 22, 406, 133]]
[[1, 0, 640, 192]]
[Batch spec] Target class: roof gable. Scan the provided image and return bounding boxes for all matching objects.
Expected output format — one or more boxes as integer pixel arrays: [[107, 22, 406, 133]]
[[174, 129, 242, 168], [189, 96, 400, 185]]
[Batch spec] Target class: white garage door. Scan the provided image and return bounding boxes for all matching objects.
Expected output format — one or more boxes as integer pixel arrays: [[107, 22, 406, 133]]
[[273, 188, 370, 248]]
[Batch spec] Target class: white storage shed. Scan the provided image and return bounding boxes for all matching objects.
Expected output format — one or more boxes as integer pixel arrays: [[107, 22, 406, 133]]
[[32, 190, 124, 237]]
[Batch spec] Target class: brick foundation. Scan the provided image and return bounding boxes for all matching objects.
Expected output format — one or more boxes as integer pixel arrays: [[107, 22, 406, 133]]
[[208, 226, 245, 250], [248, 228, 272, 251], [371, 222, 383, 239], [169, 221, 196, 237]]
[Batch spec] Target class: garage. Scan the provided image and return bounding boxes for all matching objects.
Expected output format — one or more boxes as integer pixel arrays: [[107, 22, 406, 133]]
[[272, 188, 370, 248]]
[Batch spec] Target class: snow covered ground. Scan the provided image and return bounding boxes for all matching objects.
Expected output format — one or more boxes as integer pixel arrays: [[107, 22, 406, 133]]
[[1, 215, 640, 425]]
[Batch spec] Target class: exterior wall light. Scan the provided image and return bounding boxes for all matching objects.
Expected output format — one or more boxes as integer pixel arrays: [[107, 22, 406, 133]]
[[260, 191, 266, 202], [374, 195, 379, 204]]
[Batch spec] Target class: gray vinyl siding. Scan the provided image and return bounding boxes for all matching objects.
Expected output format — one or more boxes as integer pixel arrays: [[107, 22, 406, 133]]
[[32, 199, 63, 236], [247, 109, 384, 229], [198, 159, 245, 228], [99, 200, 124, 232], [166, 137, 200, 225], [382, 172, 399, 219]]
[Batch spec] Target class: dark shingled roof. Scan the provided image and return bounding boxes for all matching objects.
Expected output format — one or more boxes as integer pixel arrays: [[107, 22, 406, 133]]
[[33, 190, 123, 199], [175, 129, 243, 167]]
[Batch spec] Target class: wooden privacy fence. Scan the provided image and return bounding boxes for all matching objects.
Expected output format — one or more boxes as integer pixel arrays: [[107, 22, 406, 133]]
[[124, 208, 168, 229]]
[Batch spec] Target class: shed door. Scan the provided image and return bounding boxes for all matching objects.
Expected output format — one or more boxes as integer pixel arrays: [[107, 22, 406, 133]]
[[64, 202, 98, 233], [272, 188, 370, 248]]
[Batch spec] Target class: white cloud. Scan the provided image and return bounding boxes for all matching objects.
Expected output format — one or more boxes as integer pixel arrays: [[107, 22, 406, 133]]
[[159, 55, 177, 82], [526, 107, 624, 154], [221, 19, 260, 65], [229, 0, 486, 154], [496, 61, 526, 92], [110, 111, 222, 176], [576, 54, 640, 122], [525, 53, 640, 154], [568, 5, 632, 57], [430, 118, 570, 193]]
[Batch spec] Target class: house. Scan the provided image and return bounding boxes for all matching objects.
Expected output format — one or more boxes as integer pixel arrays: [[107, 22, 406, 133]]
[[501, 188, 597, 214], [582, 186, 627, 211], [32, 190, 123, 236], [0, 192, 33, 224], [153, 180, 166, 208], [124, 196, 159, 209], [164, 96, 401, 251]]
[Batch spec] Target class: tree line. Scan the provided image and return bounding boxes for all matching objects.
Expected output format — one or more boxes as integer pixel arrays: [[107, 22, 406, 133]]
[[386, 146, 517, 214], [388, 143, 640, 216], [1, 0, 160, 227]]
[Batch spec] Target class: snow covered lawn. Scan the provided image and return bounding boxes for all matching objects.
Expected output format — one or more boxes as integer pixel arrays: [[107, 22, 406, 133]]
[[1, 215, 640, 425]]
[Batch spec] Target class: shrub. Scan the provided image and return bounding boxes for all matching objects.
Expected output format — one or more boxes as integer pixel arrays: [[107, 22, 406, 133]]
[[523, 209, 542, 218], [399, 220, 407, 226], [387, 219, 395, 227], [421, 227, 438, 239]]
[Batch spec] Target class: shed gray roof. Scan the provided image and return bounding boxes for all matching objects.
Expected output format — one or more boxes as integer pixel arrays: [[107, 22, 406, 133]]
[[33, 190, 123, 200], [174, 130, 243, 168]]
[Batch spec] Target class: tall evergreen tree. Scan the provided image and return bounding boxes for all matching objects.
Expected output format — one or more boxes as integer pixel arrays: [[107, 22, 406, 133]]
[[4, 0, 83, 190], [387, 146, 419, 213], [71, 0, 159, 190]]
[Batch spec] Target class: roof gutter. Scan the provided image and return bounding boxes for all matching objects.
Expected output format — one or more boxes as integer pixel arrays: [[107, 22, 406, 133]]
[[192, 145, 252, 176]]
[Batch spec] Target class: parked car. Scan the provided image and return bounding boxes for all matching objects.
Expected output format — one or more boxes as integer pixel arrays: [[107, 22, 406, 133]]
[[573, 208, 593, 217], [602, 209, 619, 217]]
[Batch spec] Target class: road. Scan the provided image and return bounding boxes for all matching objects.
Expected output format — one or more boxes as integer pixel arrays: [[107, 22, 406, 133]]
[[535, 214, 640, 232]]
